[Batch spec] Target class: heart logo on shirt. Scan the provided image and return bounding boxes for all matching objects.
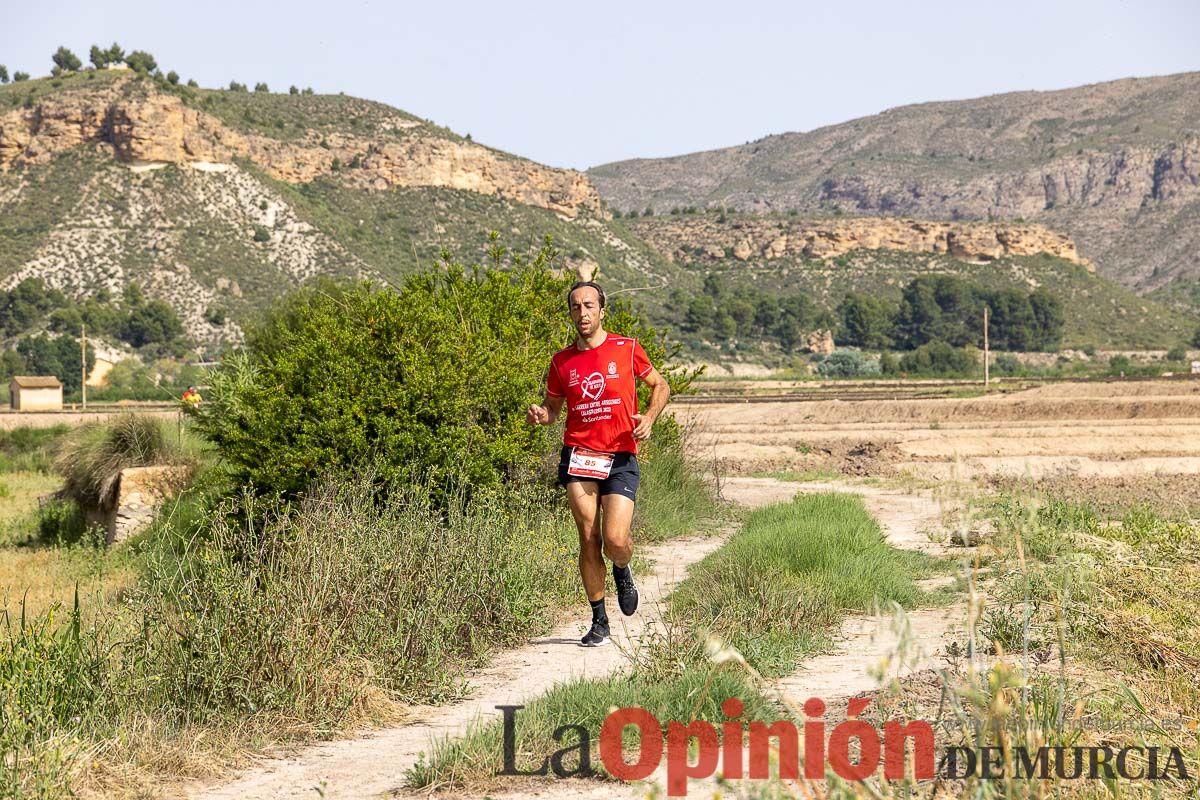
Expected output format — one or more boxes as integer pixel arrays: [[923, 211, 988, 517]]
[[581, 371, 606, 400]]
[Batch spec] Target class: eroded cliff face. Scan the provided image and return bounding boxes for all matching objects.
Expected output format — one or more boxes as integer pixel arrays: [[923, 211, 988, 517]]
[[629, 215, 1086, 266], [0, 79, 601, 217]]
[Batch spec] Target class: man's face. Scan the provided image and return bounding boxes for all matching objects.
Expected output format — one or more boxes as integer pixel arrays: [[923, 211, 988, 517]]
[[569, 287, 604, 336]]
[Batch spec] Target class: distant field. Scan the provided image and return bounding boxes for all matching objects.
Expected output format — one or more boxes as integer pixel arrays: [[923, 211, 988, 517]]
[[677, 378, 1200, 481]]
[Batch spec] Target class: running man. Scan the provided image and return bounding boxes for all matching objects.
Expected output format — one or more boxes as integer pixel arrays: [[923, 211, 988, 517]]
[[526, 281, 671, 647]]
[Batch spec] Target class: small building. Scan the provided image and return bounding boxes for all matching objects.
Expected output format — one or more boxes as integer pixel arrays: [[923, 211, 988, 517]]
[[10, 375, 63, 411]]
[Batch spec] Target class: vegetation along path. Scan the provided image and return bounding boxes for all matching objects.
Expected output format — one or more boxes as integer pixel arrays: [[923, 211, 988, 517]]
[[185, 531, 732, 800], [187, 478, 959, 800]]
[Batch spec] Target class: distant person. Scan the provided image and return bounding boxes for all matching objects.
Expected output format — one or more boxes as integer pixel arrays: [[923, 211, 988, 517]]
[[526, 281, 671, 646]]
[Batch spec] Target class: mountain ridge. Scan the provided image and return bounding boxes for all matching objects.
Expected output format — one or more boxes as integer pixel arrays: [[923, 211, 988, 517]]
[[589, 71, 1200, 295]]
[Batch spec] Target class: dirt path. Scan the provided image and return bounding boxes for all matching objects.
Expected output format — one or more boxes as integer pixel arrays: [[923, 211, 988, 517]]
[[727, 479, 962, 702], [468, 477, 964, 800], [185, 477, 961, 800], [184, 533, 731, 800]]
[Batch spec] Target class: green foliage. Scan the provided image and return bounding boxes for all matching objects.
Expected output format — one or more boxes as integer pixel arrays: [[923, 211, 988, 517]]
[[671, 280, 824, 353], [288, 85, 298, 95], [879, 350, 900, 376], [1166, 345, 1188, 362], [837, 291, 896, 348], [1192, 327, 1200, 348], [123, 50, 156, 73], [899, 340, 980, 376], [817, 348, 880, 378], [185, 78, 198, 88], [14, 335, 94, 393], [51, 47, 81, 73], [88, 45, 109, 69], [166, 70, 179, 85], [254, 82, 269, 93], [191, 241, 576, 499], [228, 80, 247, 92], [893, 275, 1063, 352], [1108, 354, 1131, 375], [104, 42, 124, 65], [251, 224, 270, 242], [0, 65, 9, 84], [12, 72, 29, 82], [0, 424, 69, 474], [670, 492, 936, 677]]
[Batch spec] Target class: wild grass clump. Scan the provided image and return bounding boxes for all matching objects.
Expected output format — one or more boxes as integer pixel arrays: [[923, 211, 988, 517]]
[[632, 435, 723, 543], [0, 425, 69, 474], [131, 471, 578, 724], [668, 492, 939, 677], [0, 589, 112, 799], [53, 414, 197, 511]]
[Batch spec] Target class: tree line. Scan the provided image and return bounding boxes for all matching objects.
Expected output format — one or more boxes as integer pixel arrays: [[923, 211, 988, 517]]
[[0, 45, 313, 95], [667, 273, 1064, 354], [0, 278, 189, 389]]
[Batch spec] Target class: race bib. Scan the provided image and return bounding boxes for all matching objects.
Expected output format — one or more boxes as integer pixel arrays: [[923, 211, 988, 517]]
[[567, 447, 615, 479]]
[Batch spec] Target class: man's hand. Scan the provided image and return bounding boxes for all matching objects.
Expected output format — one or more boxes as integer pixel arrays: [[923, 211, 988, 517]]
[[527, 404, 551, 426], [632, 413, 655, 441]]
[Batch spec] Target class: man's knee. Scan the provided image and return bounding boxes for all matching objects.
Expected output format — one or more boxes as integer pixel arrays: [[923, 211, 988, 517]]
[[602, 531, 632, 562]]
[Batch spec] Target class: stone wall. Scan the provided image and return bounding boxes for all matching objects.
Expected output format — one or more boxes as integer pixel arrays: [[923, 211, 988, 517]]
[[86, 464, 191, 545]]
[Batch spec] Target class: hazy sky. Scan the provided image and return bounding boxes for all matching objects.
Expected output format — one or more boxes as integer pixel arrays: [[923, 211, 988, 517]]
[[3, 0, 1197, 169]]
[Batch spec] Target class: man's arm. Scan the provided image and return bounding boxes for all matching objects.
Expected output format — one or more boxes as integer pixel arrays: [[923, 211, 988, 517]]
[[632, 367, 670, 441], [526, 393, 565, 426]]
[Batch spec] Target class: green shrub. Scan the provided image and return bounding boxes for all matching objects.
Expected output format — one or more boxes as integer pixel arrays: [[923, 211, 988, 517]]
[[1108, 354, 1131, 375], [899, 340, 980, 376], [993, 352, 1022, 376], [254, 82, 269, 93], [251, 225, 270, 242], [12, 72, 29, 82], [124, 50, 156, 74], [816, 348, 880, 378], [1166, 345, 1188, 362], [192, 240, 693, 502], [166, 70, 179, 85], [51, 47, 81, 73], [879, 351, 900, 376]]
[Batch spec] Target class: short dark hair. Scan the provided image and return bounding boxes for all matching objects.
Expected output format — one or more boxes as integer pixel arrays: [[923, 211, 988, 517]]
[[567, 281, 606, 310]]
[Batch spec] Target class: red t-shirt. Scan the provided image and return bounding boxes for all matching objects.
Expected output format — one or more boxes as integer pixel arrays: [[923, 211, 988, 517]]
[[545, 333, 654, 454]]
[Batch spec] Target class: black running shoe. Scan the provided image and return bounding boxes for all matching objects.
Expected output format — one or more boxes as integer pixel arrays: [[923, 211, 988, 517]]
[[613, 563, 639, 616], [580, 620, 610, 647]]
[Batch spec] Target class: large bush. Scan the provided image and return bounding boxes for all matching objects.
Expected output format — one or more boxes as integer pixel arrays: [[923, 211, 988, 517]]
[[898, 340, 980, 376], [816, 349, 880, 378], [192, 241, 694, 500]]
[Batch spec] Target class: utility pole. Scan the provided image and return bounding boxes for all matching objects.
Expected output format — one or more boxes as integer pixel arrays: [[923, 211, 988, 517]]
[[81, 323, 87, 409], [983, 306, 990, 390]]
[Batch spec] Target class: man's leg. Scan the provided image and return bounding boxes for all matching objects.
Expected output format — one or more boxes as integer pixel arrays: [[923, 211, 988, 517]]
[[600, 493, 634, 568], [601, 492, 639, 615], [566, 480, 604, 600]]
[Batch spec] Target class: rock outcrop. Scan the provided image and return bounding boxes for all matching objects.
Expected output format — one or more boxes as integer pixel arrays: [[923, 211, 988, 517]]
[[630, 215, 1087, 266], [0, 79, 601, 218], [590, 72, 1200, 289]]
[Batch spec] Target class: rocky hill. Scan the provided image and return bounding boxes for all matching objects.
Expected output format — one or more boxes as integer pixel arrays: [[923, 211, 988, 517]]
[[0, 68, 1192, 357], [0, 70, 672, 348], [630, 215, 1084, 266], [589, 72, 1200, 296]]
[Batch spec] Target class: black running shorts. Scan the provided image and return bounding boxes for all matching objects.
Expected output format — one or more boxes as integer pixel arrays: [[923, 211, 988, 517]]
[[556, 446, 640, 501]]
